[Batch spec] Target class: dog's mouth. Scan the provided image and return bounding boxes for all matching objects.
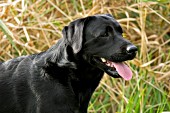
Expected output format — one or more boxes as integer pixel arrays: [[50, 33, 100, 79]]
[[93, 57, 133, 80]]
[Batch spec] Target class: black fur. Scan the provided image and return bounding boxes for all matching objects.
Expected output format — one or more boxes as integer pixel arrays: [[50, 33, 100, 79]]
[[0, 14, 137, 113]]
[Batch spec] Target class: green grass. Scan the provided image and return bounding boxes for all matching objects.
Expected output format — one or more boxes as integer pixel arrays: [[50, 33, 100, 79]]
[[89, 76, 170, 113], [0, 0, 170, 112]]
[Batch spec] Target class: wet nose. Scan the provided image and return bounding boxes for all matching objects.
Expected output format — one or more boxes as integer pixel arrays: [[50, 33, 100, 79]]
[[126, 45, 137, 54]]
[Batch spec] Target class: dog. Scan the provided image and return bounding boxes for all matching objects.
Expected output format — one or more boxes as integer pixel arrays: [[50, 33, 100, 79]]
[[0, 14, 137, 113]]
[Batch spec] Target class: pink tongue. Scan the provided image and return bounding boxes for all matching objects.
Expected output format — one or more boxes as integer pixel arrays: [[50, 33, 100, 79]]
[[112, 62, 132, 80]]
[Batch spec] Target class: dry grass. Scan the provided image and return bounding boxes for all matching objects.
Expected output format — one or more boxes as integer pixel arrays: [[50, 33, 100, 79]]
[[0, 0, 170, 112]]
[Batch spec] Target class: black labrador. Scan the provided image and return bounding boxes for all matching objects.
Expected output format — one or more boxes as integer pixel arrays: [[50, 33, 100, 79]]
[[0, 14, 137, 113]]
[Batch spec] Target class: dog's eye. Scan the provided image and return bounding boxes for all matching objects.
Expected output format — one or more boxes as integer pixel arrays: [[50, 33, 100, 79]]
[[99, 26, 111, 37], [101, 32, 109, 37]]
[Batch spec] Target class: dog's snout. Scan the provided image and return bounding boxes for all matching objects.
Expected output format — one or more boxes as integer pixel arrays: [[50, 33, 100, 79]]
[[126, 45, 137, 54]]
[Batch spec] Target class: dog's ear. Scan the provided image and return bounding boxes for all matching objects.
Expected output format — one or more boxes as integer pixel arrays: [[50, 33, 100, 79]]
[[62, 18, 86, 54]]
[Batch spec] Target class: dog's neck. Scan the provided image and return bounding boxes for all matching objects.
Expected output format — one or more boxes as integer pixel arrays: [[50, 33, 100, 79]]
[[35, 39, 104, 112], [45, 56, 104, 111], [69, 63, 103, 111], [40, 58, 104, 112]]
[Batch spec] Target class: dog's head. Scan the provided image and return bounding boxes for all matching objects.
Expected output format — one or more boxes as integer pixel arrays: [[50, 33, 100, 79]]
[[62, 14, 137, 80]]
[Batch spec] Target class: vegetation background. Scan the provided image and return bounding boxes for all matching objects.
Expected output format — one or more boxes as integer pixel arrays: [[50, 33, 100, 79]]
[[0, 0, 170, 112]]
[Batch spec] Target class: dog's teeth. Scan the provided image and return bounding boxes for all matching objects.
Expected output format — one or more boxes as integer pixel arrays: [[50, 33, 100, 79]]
[[101, 58, 106, 62], [107, 63, 111, 67]]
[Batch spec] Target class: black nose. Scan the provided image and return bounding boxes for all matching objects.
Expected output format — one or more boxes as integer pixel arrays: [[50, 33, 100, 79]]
[[126, 45, 137, 54]]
